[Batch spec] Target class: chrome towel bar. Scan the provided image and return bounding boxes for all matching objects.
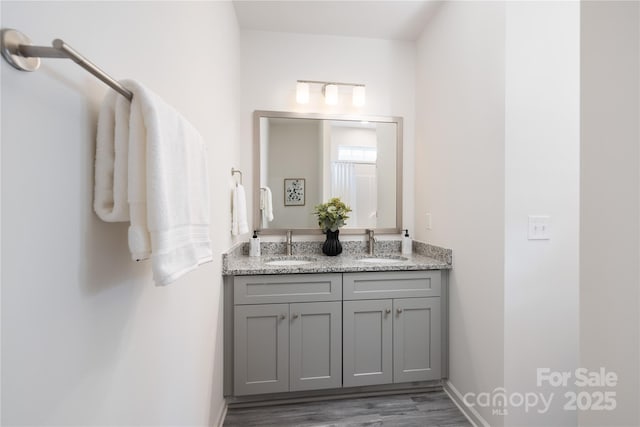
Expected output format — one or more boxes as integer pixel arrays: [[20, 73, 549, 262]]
[[1, 28, 133, 101]]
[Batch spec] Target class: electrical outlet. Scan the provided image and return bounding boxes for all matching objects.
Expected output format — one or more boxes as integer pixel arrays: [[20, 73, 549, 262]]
[[528, 215, 551, 240], [425, 213, 432, 230]]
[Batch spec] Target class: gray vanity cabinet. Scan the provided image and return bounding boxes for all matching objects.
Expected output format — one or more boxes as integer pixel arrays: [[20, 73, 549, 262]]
[[233, 274, 342, 396], [343, 271, 442, 387], [234, 304, 289, 395], [393, 297, 441, 383], [226, 269, 447, 399], [289, 301, 342, 391], [343, 299, 393, 387]]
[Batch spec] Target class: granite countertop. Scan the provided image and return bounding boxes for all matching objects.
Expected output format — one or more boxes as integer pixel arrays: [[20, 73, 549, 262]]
[[223, 239, 452, 276]]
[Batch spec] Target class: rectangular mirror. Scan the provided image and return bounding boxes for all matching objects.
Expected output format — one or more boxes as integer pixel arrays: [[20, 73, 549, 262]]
[[254, 111, 403, 234]]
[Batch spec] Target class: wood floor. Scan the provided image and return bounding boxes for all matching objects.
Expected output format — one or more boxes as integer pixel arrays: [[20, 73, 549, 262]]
[[223, 391, 472, 427]]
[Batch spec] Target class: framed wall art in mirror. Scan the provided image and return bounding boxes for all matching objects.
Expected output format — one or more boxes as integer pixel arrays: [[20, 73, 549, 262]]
[[284, 178, 305, 206]]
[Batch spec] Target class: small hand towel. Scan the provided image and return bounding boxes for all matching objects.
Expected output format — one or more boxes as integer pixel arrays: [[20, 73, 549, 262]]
[[260, 186, 274, 228], [94, 79, 213, 286], [232, 184, 249, 236]]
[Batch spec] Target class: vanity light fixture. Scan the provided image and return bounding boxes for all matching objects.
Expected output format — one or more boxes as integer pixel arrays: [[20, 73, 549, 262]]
[[296, 80, 366, 107], [323, 84, 338, 105], [352, 85, 366, 107], [296, 81, 309, 104]]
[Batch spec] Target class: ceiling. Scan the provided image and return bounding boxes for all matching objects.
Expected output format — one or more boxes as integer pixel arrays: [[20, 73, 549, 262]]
[[233, 1, 441, 41]]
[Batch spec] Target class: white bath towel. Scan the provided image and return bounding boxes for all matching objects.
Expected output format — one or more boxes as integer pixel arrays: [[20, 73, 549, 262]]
[[94, 90, 131, 221], [94, 79, 212, 286], [260, 186, 274, 228], [232, 183, 249, 236]]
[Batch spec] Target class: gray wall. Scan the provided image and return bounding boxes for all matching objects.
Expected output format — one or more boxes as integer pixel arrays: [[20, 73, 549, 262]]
[[268, 120, 321, 228], [580, 2, 640, 425]]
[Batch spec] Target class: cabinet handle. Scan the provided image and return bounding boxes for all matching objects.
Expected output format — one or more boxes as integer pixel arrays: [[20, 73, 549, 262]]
[[385, 308, 391, 314], [279, 314, 286, 320], [396, 308, 403, 314], [292, 313, 299, 319]]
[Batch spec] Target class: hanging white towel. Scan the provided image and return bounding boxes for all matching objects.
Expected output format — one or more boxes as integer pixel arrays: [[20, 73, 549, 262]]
[[94, 79, 212, 286], [94, 90, 131, 221], [232, 184, 249, 236], [260, 186, 274, 228]]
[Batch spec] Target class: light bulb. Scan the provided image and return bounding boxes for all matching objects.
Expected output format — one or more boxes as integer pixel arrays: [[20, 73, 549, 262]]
[[296, 82, 309, 104], [352, 85, 366, 107], [324, 84, 338, 105]]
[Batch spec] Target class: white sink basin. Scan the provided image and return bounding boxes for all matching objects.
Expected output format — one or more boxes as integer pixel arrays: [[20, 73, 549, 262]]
[[264, 257, 317, 266], [357, 255, 408, 264]]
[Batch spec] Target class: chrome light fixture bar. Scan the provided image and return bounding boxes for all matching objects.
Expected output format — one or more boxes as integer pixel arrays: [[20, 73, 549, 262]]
[[296, 80, 366, 107]]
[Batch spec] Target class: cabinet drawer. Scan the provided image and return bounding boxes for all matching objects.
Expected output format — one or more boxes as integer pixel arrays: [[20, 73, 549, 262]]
[[234, 274, 342, 304], [343, 271, 441, 300]]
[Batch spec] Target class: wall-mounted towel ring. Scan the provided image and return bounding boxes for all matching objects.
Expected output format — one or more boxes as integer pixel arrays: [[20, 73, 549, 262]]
[[231, 168, 243, 185]]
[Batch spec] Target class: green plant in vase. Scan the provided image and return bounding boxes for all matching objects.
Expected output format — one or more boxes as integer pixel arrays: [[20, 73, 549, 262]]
[[313, 197, 352, 256]]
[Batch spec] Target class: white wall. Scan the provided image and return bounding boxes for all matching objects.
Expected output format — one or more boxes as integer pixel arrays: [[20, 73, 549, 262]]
[[240, 29, 415, 238], [415, 3, 506, 425], [580, 2, 640, 426], [503, 2, 580, 426], [417, 2, 582, 426], [1, 2, 240, 425]]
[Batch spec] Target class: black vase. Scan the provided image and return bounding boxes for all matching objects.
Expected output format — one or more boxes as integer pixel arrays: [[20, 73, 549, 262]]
[[322, 230, 343, 256]]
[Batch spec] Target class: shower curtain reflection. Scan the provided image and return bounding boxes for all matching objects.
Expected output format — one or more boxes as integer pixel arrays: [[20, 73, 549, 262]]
[[331, 161, 357, 225], [330, 161, 378, 228]]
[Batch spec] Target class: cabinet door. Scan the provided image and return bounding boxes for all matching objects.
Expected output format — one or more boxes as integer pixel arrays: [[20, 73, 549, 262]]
[[289, 301, 342, 391], [343, 299, 393, 387], [393, 297, 441, 383], [234, 304, 289, 395]]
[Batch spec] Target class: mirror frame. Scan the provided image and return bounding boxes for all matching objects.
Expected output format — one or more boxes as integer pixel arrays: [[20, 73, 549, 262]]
[[253, 110, 403, 235]]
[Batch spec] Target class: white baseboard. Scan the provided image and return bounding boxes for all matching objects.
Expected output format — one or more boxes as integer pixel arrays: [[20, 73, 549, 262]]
[[443, 380, 490, 427], [214, 399, 228, 427]]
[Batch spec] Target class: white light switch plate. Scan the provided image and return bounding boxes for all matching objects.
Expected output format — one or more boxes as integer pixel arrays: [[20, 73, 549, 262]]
[[528, 215, 551, 240], [425, 213, 432, 230]]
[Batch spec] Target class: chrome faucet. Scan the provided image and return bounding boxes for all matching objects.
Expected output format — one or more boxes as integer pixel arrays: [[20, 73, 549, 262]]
[[286, 230, 293, 256], [367, 229, 376, 255]]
